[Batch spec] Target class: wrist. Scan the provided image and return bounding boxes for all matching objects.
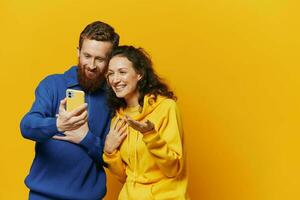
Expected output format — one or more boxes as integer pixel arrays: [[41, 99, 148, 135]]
[[56, 119, 63, 132], [141, 127, 156, 135], [140, 124, 154, 134], [104, 145, 116, 154], [140, 128, 153, 134], [140, 120, 154, 134]]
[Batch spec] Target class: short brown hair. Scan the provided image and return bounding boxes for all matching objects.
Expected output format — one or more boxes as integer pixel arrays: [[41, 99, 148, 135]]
[[79, 21, 119, 50]]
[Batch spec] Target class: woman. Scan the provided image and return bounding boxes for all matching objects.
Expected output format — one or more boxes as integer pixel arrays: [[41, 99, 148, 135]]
[[104, 45, 189, 200]]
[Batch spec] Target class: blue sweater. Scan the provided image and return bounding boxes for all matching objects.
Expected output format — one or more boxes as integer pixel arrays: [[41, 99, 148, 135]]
[[20, 66, 111, 200]]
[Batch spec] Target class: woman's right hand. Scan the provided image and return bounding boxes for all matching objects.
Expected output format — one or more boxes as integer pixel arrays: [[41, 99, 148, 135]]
[[104, 117, 128, 154]]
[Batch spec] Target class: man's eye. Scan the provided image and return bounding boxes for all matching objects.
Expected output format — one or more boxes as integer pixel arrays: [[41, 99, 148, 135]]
[[96, 58, 104, 62]]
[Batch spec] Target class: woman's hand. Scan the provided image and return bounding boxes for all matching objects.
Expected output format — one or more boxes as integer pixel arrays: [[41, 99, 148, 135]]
[[125, 115, 154, 134], [104, 117, 128, 154]]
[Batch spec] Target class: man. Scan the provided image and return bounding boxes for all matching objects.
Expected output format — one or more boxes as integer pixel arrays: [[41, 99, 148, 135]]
[[20, 21, 119, 200]]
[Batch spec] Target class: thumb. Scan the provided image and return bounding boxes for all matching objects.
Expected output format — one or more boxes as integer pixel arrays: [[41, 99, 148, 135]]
[[145, 120, 154, 129], [59, 98, 67, 112]]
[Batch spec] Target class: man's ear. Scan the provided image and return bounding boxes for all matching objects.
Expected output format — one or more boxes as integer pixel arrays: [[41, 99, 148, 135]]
[[77, 47, 80, 57]]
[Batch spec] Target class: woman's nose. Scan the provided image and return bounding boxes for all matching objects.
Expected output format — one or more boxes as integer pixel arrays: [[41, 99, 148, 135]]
[[110, 74, 120, 84], [112, 75, 120, 83]]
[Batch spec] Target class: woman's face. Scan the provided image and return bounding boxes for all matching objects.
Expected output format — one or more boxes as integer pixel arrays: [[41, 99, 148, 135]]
[[107, 56, 142, 105]]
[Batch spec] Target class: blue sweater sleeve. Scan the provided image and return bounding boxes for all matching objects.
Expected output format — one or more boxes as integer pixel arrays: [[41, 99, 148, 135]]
[[79, 116, 111, 165], [20, 77, 59, 142]]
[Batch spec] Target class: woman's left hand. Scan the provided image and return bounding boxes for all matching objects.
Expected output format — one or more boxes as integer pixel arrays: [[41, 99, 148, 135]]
[[125, 115, 154, 134], [104, 117, 128, 154]]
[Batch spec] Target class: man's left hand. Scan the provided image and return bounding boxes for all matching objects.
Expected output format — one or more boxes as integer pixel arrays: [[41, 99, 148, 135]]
[[53, 122, 89, 144]]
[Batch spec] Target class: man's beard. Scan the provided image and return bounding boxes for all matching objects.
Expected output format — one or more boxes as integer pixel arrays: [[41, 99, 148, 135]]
[[77, 62, 105, 93]]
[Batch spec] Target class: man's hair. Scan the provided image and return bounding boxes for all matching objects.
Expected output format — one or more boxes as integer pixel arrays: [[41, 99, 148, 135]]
[[79, 21, 119, 50]]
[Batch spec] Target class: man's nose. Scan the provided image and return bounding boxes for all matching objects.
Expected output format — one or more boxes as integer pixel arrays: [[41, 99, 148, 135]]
[[88, 59, 97, 70]]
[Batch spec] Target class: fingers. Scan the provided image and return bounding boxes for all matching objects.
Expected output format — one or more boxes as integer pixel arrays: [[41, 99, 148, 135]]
[[118, 124, 128, 136], [112, 116, 153, 135], [109, 116, 128, 137], [124, 115, 134, 126], [125, 116, 143, 130], [125, 115, 138, 125], [59, 98, 67, 113], [69, 103, 88, 116], [119, 130, 128, 142], [67, 124, 83, 131], [144, 120, 154, 133], [57, 106, 88, 132], [112, 116, 126, 132], [114, 124, 128, 145], [115, 118, 126, 132], [112, 116, 120, 130], [69, 110, 88, 124], [73, 115, 88, 127], [53, 135, 69, 141], [124, 116, 154, 133], [145, 120, 154, 128], [124, 115, 131, 121]]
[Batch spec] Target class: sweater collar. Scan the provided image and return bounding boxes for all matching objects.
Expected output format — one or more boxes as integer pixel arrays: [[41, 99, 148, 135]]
[[64, 66, 79, 87]]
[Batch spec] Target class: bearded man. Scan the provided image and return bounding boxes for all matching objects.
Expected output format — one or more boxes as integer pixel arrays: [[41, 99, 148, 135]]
[[20, 21, 119, 200]]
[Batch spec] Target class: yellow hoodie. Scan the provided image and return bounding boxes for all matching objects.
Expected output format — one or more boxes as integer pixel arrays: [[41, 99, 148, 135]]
[[103, 95, 189, 200]]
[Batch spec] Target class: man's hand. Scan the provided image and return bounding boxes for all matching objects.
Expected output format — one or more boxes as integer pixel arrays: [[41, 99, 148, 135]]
[[56, 98, 88, 132], [53, 122, 89, 144]]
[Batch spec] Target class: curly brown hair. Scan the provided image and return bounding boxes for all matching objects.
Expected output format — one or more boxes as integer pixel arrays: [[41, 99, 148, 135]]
[[106, 45, 176, 114]]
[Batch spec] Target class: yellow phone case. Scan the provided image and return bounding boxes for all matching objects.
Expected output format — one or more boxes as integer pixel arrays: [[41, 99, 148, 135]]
[[66, 89, 85, 112]]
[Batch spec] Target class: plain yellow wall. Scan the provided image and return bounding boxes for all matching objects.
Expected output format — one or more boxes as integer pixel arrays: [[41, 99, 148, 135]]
[[1, 0, 299, 199]]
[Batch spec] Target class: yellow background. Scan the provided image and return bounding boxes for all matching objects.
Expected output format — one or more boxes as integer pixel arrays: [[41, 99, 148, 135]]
[[1, 0, 299, 199]]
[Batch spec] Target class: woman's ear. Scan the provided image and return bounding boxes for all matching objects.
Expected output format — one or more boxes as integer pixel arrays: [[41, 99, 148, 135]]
[[137, 73, 143, 81]]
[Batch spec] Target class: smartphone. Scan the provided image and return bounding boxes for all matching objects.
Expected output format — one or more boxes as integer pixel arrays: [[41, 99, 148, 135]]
[[66, 89, 85, 112]]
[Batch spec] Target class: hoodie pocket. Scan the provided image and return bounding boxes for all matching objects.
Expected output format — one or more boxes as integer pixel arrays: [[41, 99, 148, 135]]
[[151, 178, 185, 200], [119, 182, 154, 200]]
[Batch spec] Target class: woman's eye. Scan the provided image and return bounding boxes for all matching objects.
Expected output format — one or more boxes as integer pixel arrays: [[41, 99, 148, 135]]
[[106, 73, 113, 77]]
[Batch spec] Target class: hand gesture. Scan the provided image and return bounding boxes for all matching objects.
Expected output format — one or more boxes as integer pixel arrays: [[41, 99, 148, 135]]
[[104, 117, 128, 154], [56, 98, 88, 132], [53, 122, 89, 144], [124, 115, 154, 134]]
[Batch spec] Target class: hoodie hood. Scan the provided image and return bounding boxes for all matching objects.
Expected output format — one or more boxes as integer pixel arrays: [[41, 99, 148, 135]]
[[116, 94, 167, 121]]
